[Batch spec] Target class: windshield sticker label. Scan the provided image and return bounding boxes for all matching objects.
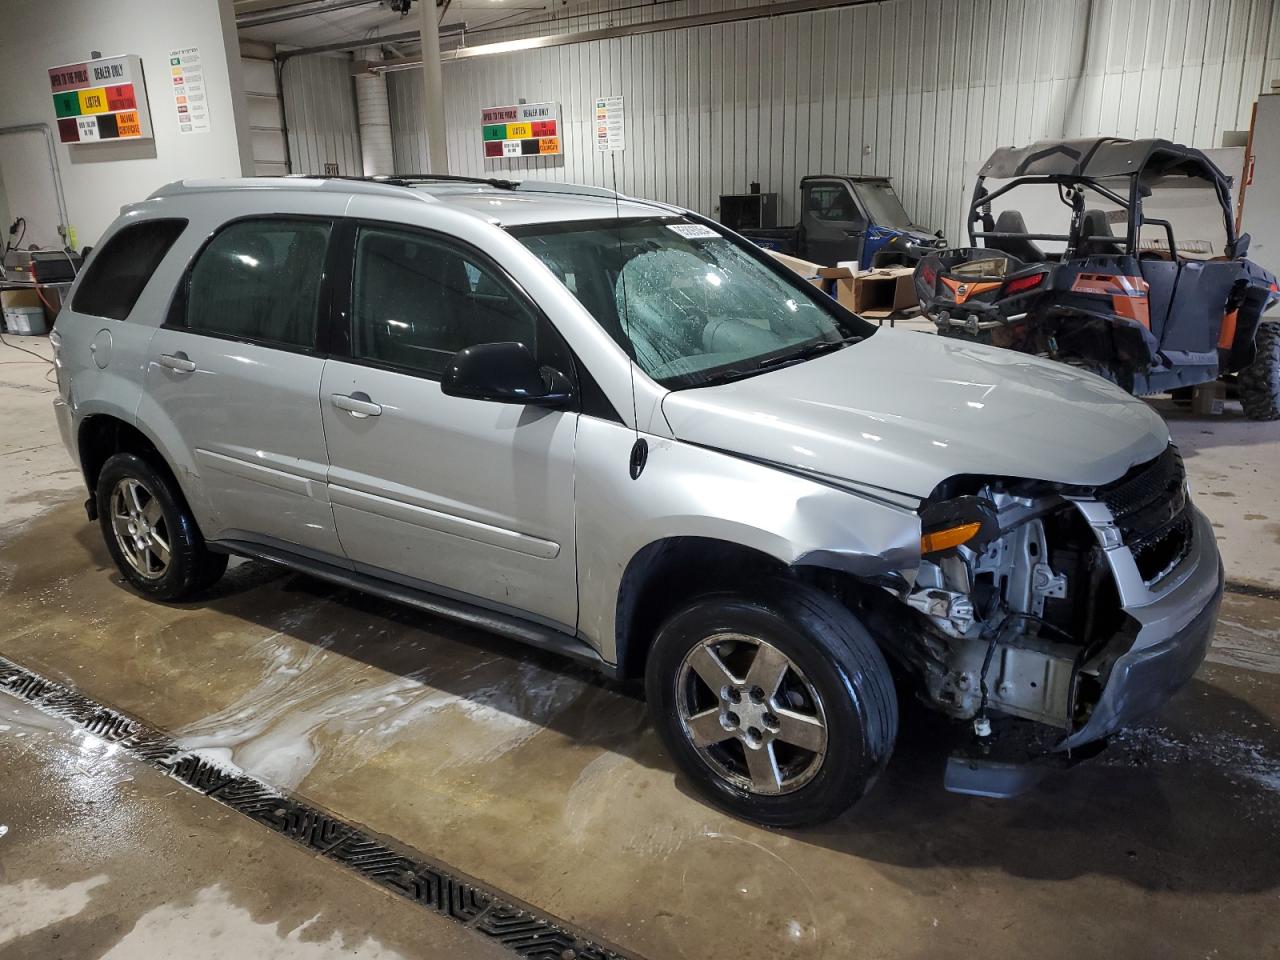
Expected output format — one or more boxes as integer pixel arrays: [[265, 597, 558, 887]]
[[667, 223, 720, 240]]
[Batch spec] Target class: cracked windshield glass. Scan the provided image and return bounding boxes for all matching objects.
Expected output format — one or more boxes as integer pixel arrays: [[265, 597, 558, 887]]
[[511, 218, 868, 388]]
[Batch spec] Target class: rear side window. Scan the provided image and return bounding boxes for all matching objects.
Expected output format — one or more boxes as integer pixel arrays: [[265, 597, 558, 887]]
[[71, 218, 187, 320], [179, 218, 331, 350]]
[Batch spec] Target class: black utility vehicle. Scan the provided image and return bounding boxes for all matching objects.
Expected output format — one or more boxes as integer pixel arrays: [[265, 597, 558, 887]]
[[914, 138, 1280, 417]]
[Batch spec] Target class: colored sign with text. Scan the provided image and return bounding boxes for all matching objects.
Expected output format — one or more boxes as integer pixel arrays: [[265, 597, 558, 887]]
[[169, 47, 211, 134], [48, 55, 153, 143], [480, 102, 562, 160]]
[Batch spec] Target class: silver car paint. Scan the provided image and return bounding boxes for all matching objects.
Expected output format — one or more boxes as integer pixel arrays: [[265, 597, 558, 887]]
[[661, 328, 1170, 498], [53, 178, 1214, 691], [572, 416, 921, 662], [143, 330, 342, 557], [319, 356, 580, 630]]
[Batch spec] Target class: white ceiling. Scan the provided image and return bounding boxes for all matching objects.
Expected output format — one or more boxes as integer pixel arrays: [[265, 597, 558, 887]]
[[236, 0, 556, 49]]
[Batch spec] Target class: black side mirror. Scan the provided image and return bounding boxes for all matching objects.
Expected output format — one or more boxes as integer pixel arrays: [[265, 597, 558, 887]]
[[441, 341, 573, 407], [1234, 232, 1251, 259]]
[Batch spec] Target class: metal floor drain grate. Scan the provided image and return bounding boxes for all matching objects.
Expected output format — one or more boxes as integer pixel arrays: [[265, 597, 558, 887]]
[[0, 654, 636, 960]]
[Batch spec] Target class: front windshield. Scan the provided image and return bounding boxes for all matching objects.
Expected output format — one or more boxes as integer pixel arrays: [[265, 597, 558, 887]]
[[851, 181, 912, 229], [510, 217, 870, 389]]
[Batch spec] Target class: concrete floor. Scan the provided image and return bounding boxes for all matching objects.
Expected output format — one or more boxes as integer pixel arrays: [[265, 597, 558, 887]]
[[2, 332, 1280, 959]]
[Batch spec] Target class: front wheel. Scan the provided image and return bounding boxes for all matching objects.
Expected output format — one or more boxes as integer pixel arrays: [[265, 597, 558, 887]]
[[1239, 321, 1280, 421], [645, 580, 897, 827]]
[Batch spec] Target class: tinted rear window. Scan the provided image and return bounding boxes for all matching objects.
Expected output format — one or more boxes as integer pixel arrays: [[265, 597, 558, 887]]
[[72, 219, 188, 321]]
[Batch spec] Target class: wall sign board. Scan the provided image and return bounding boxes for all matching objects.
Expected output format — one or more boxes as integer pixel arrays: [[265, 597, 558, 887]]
[[595, 96, 625, 152], [169, 47, 211, 134], [482, 102, 561, 159], [49, 54, 153, 144]]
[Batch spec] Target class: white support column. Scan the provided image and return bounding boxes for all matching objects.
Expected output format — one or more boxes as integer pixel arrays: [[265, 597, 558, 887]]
[[356, 46, 394, 175], [418, 0, 449, 173]]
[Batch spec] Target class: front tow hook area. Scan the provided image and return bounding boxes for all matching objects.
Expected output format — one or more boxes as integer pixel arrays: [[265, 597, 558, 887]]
[[942, 717, 1108, 799]]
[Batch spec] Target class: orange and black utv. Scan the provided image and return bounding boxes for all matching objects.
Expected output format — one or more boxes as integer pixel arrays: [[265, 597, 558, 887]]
[[914, 138, 1280, 418]]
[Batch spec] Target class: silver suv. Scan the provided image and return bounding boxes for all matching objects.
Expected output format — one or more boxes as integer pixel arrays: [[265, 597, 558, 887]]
[[52, 175, 1223, 826]]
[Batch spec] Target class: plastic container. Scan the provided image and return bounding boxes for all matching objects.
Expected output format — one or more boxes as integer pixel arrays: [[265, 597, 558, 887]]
[[2, 305, 47, 336]]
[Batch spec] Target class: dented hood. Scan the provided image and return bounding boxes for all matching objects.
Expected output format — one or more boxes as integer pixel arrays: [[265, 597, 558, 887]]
[[660, 329, 1169, 499]]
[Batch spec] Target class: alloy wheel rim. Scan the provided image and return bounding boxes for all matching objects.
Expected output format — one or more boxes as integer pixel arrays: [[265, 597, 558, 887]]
[[109, 477, 171, 580], [675, 632, 828, 796]]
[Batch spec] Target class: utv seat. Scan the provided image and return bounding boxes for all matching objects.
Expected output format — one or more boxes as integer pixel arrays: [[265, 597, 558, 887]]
[[1080, 209, 1125, 257], [985, 210, 1045, 263]]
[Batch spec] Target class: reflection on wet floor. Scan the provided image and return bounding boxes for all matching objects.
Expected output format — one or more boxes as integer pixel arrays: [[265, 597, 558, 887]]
[[3, 503, 1280, 960], [0, 698, 506, 960]]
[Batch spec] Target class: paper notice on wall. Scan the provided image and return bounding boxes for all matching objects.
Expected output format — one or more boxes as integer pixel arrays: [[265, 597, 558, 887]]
[[168, 47, 210, 134], [594, 96, 625, 152]]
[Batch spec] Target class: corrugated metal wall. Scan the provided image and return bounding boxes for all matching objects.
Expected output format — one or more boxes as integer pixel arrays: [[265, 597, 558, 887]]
[[281, 53, 363, 175], [242, 57, 288, 176], [379, 0, 1278, 235]]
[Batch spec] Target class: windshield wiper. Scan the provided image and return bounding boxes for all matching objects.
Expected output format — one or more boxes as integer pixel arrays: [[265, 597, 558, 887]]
[[683, 335, 864, 389], [757, 335, 862, 369]]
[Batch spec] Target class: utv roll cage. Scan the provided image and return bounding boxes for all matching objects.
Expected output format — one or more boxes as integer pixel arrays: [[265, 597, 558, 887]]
[[966, 137, 1242, 261]]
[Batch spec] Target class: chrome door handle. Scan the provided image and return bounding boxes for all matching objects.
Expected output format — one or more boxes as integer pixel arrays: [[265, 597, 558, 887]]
[[158, 352, 196, 373], [331, 392, 382, 418]]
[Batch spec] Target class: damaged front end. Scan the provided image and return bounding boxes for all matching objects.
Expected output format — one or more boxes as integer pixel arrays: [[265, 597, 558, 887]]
[[875, 445, 1221, 798]]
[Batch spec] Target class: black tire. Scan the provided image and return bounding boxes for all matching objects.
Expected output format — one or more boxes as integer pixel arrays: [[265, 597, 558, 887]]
[[96, 452, 227, 601], [645, 579, 897, 827], [1240, 321, 1280, 421]]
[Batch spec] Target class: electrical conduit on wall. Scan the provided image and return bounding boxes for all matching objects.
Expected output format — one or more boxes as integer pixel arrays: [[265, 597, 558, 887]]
[[356, 47, 394, 176]]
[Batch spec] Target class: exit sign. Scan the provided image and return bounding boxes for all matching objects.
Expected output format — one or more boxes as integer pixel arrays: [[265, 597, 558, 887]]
[[49, 54, 153, 144]]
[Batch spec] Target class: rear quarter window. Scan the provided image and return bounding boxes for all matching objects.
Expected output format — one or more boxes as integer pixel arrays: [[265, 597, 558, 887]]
[[71, 219, 188, 321]]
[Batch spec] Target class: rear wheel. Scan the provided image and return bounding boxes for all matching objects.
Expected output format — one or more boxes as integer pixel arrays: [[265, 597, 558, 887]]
[[645, 580, 897, 827], [96, 453, 227, 601], [1240, 321, 1280, 421]]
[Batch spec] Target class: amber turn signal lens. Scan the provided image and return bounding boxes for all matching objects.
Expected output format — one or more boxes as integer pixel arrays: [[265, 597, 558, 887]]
[[920, 521, 983, 554]]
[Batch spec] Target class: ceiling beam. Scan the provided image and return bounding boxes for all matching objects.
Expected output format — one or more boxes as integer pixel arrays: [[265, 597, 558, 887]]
[[368, 0, 883, 69], [280, 22, 465, 60], [237, 0, 384, 28]]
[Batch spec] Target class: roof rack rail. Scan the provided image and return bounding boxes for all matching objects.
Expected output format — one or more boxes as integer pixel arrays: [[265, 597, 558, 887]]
[[284, 173, 521, 190], [512, 180, 622, 200]]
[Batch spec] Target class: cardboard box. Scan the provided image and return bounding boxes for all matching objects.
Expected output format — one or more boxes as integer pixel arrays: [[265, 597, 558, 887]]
[[767, 250, 827, 289], [1191, 381, 1225, 416], [0, 289, 42, 311], [818, 266, 858, 311], [851, 266, 917, 318]]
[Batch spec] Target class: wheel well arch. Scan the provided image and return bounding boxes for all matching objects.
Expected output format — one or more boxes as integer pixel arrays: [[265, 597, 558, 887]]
[[613, 536, 881, 681], [78, 415, 171, 500]]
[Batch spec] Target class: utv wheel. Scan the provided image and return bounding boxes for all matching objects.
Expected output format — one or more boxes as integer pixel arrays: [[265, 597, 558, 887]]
[[1240, 321, 1280, 421], [96, 453, 227, 601], [645, 580, 897, 827]]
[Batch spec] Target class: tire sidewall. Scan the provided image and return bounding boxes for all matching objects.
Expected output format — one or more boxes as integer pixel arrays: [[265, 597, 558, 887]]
[[1241, 320, 1280, 420], [96, 453, 204, 600], [646, 587, 892, 827]]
